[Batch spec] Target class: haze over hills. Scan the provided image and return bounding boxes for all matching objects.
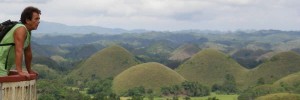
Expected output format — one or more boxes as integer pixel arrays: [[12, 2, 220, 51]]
[[34, 21, 147, 35]]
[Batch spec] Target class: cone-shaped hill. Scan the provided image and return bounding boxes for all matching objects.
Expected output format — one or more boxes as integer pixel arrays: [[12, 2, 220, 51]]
[[248, 51, 300, 85], [273, 71, 300, 86], [68, 45, 140, 81], [169, 44, 200, 61], [112, 62, 185, 95], [256, 93, 300, 100], [176, 48, 248, 87]]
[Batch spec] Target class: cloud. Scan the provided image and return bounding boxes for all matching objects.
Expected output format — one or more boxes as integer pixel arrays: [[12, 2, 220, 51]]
[[0, 0, 299, 31]]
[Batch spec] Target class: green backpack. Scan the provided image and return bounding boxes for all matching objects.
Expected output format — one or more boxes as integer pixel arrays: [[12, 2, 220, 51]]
[[0, 20, 18, 69]]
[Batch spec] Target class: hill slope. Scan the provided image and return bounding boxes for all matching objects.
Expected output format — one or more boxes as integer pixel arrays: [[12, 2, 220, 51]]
[[176, 48, 248, 87], [169, 44, 199, 61], [256, 93, 300, 100], [112, 62, 185, 95], [248, 51, 300, 85], [273, 71, 300, 86], [68, 45, 140, 81]]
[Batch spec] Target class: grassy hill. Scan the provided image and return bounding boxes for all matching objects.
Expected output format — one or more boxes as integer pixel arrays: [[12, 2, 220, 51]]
[[112, 62, 185, 95], [256, 93, 300, 100], [273, 71, 300, 87], [146, 40, 176, 55], [64, 44, 99, 60], [231, 49, 268, 69], [169, 44, 200, 61], [176, 48, 300, 89], [68, 45, 140, 81], [176, 48, 248, 88], [31, 41, 67, 57], [239, 63, 300, 99], [32, 64, 60, 79], [247, 51, 300, 85], [32, 56, 61, 71]]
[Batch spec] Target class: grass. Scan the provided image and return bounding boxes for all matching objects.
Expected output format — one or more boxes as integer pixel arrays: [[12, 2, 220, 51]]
[[120, 93, 238, 100], [176, 49, 300, 89], [176, 48, 248, 88], [68, 45, 140, 80], [113, 62, 185, 95], [256, 93, 300, 100]]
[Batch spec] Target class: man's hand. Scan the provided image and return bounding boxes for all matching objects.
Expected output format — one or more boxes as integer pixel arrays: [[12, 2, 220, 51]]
[[18, 71, 30, 79], [28, 70, 38, 76]]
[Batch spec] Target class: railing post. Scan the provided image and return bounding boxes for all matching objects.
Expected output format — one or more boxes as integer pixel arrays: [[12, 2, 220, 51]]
[[0, 83, 2, 100], [0, 70, 37, 100]]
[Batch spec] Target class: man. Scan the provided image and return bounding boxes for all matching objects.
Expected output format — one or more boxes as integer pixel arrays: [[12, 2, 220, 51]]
[[0, 6, 40, 77]]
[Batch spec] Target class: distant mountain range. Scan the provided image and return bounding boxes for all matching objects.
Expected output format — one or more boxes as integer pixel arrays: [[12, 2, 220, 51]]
[[34, 21, 148, 35]]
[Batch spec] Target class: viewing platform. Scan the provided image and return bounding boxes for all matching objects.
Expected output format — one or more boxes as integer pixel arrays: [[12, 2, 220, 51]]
[[0, 70, 37, 100]]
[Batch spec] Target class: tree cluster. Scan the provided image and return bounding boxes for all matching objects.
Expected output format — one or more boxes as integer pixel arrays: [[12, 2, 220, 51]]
[[161, 81, 210, 97]]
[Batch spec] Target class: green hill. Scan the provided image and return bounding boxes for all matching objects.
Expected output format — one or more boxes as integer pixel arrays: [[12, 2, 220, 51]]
[[231, 49, 268, 69], [31, 41, 67, 57], [256, 93, 300, 100], [176, 48, 248, 88], [112, 62, 185, 95], [169, 44, 199, 61], [273, 71, 300, 87], [32, 56, 61, 71], [176, 48, 300, 89], [64, 44, 99, 60], [32, 64, 60, 79], [239, 71, 300, 100], [146, 40, 176, 54], [68, 45, 140, 81], [248, 51, 300, 85]]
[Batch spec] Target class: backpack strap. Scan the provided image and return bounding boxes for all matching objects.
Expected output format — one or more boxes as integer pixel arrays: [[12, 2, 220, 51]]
[[0, 43, 15, 46], [0, 43, 15, 69], [4, 44, 14, 69]]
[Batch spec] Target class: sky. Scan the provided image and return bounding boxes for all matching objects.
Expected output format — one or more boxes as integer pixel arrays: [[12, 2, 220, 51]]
[[0, 0, 300, 31]]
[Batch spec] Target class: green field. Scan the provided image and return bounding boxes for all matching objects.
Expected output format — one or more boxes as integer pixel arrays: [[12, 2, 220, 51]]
[[121, 93, 238, 100]]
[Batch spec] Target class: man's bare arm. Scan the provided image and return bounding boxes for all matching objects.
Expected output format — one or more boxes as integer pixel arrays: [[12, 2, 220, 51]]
[[24, 43, 36, 74], [13, 27, 27, 76]]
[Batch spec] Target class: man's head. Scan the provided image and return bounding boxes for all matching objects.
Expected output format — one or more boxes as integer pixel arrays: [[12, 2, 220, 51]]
[[20, 6, 41, 31]]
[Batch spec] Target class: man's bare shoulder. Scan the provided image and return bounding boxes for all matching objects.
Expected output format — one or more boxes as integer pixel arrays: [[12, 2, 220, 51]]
[[14, 26, 27, 35]]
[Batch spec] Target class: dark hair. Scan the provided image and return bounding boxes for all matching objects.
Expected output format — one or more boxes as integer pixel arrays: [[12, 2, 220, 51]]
[[20, 6, 41, 24]]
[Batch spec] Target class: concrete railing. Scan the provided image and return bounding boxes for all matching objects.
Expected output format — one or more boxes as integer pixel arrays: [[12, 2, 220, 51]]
[[0, 70, 37, 100]]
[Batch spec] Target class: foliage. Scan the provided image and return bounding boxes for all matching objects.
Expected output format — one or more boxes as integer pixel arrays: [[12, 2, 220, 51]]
[[256, 78, 265, 85], [255, 93, 300, 100], [207, 96, 219, 100], [37, 79, 91, 100], [125, 86, 145, 96], [231, 49, 268, 69], [238, 85, 284, 100], [211, 74, 238, 94], [222, 74, 238, 94], [161, 81, 210, 97]]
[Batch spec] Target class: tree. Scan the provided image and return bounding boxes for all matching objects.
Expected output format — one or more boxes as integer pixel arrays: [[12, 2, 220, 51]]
[[221, 74, 237, 94], [257, 78, 265, 85], [126, 86, 145, 97], [161, 81, 210, 97]]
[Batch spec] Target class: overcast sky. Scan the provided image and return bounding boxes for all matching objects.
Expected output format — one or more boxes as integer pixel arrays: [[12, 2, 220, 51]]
[[0, 0, 299, 31]]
